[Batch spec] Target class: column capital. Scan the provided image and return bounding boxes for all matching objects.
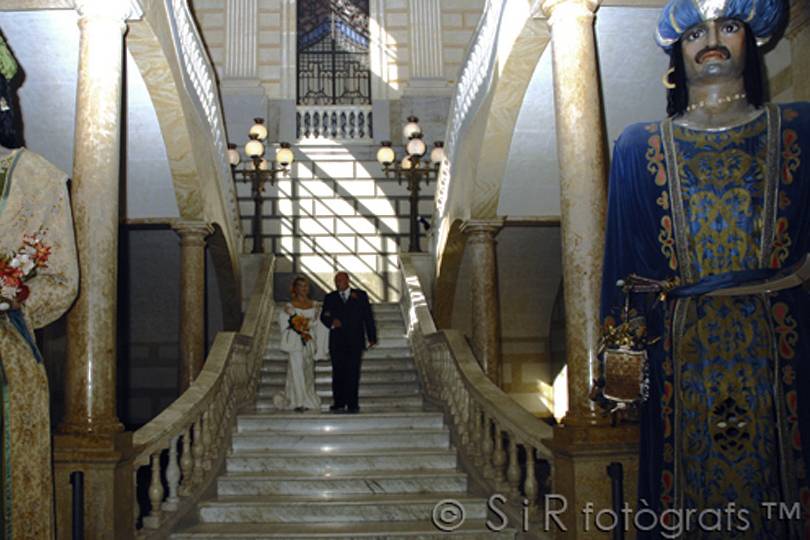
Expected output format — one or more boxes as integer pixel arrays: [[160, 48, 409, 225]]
[[173, 220, 215, 244], [460, 218, 505, 237], [75, 0, 143, 22], [540, 0, 600, 22]]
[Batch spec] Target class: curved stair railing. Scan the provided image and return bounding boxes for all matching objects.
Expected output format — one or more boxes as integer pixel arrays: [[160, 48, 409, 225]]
[[130, 256, 276, 537], [399, 253, 554, 518]]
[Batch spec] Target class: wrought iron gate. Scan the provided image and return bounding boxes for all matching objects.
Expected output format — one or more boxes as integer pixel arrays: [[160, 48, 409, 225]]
[[296, 0, 372, 106]]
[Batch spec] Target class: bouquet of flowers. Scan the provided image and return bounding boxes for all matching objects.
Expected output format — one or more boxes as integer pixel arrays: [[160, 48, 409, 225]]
[[0, 230, 51, 312], [288, 313, 313, 345]]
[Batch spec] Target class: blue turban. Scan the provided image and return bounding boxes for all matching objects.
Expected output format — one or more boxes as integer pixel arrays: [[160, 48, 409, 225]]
[[656, 0, 786, 51]]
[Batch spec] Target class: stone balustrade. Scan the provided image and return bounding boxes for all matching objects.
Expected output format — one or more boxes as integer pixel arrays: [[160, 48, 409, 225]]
[[398, 253, 554, 519], [130, 255, 276, 537], [297, 105, 374, 142]]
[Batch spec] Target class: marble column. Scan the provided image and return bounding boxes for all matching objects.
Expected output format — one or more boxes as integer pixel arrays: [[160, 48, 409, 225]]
[[174, 221, 214, 392], [60, 0, 142, 436], [541, 2, 640, 538], [460, 219, 504, 386], [53, 2, 140, 538], [787, 2, 810, 101], [542, 0, 606, 427]]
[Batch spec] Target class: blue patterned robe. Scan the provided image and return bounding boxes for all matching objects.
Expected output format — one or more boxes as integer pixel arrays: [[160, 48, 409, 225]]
[[602, 103, 810, 539]]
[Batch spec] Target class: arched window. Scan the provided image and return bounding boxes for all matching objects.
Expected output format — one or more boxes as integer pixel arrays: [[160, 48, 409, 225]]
[[296, 0, 372, 105]]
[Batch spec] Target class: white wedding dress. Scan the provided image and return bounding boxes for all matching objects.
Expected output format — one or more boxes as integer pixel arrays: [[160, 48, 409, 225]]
[[275, 302, 329, 411]]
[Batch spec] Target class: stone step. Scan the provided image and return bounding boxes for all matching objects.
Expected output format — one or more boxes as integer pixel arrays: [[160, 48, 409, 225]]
[[197, 493, 490, 524], [225, 448, 458, 474], [260, 369, 418, 385], [269, 325, 406, 338], [262, 358, 415, 371], [217, 470, 468, 496], [172, 520, 516, 539], [254, 395, 425, 413], [232, 428, 449, 452], [236, 411, 443, 433], [258, 383, 421, 399], [265, 336, 408, 349], [264, 347, 412, 360]]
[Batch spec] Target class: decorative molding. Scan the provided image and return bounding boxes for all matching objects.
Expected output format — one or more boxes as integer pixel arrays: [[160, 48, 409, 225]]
[[408, 0, 444, 81], [280, 0, 297, 100], [166, 0, 242, 244], [435, 0, 505, 221], [224, 0, 258, 80]]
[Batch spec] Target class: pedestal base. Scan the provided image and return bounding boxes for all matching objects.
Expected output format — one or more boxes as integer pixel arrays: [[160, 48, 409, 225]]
[[53, 432, 134, 540], [547, 423, 639, 539]]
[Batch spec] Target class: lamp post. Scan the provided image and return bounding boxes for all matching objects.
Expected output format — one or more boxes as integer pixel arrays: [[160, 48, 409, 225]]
[[376, 116, 444, 252], [229, 118, 294, 254]]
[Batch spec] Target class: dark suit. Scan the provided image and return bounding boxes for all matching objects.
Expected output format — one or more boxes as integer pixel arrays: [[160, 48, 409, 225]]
[[320, 288, 377, 410]]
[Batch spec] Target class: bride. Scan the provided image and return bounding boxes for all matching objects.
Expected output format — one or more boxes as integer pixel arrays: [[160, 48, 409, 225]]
[[276, 276, 328, 412]]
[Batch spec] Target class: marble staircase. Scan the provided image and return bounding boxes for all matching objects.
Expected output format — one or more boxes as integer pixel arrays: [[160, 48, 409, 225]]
[[172, 303, 514, 539]]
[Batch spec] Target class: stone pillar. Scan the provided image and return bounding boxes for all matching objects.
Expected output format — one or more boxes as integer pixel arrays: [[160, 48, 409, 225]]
[[787, 1, 810, 101], [53, 2, 141, 538], [543, 0, 606, 428], [173, 221, 214, 392], [407, 0, 446, 90], [541, 2, 639, 537], [460, 219, 504, 386], [224, 0, 259, 81]]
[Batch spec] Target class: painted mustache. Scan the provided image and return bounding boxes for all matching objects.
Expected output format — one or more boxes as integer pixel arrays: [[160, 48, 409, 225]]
[[696, 46, 731, 64]]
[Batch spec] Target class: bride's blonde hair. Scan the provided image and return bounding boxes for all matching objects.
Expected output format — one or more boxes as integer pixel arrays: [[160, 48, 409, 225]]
[[290, 275, 309, 299]]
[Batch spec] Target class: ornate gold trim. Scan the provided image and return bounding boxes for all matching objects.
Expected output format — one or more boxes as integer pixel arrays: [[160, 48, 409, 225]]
[[760, 104, 781, 268]]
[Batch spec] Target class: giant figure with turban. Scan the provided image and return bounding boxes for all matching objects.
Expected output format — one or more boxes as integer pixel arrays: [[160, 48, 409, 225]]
[[601, 0, 810, 538], [0, 32, 78, 538]]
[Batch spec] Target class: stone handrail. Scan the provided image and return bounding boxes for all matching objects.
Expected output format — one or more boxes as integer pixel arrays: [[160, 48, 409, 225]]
[[399, 253, 553, 513], [130, 255, 276, 537]]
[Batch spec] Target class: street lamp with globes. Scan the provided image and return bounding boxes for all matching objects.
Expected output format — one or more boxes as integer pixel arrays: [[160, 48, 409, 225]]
[[376, 116, 444, 252], [228, 118, 294, 254]]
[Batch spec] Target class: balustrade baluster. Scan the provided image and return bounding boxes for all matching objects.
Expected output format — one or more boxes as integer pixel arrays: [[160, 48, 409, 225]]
[[349, 111, 356, 139], [202, 408, 213, 471], [507, 436, 521, 498], [492, 422, 507, 489], [330, 111, 338, 138], [458, 391, 469, 447], [163, 435, 181, 512], [145, 452, 164, 528], [481, 415, 495, 479], [467, 397, 477, 452], [133, 469, 140, 529], [192, 417, 205, 486], [524, 445, 539, 516], [180, 426, 193, 496]]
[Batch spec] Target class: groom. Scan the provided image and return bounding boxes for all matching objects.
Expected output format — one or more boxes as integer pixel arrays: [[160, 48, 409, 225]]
[[320, 271, 377, 414]]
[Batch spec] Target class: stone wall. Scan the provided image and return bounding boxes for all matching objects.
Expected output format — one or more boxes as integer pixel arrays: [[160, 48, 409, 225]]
[[191, 0, 484, 100]]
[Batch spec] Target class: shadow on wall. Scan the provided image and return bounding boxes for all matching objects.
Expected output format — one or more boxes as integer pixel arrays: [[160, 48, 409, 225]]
[[235, 144, 438, 304]]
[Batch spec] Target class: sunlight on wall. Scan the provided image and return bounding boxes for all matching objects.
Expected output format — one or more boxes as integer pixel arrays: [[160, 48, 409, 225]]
[[369, 12, 399, 94], [257, 149, 411, 302]]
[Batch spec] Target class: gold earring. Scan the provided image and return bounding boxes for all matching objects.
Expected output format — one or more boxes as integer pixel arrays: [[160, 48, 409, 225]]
[[661, 67, 676, 90]]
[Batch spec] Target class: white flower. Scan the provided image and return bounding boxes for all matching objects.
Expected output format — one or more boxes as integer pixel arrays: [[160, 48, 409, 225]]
[[9, 257, 20, 269], [19, 254, 34, 275], [0, 302, 9, 311]]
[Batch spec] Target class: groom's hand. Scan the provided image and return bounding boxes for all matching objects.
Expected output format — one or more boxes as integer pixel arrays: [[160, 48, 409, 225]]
[[332, 318, 342, 329], [368, 340, 377, 348]]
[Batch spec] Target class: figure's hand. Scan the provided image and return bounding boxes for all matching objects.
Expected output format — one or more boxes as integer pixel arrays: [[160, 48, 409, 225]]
[[332, 318, 342, 329], [368, 340, 377, 348]]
